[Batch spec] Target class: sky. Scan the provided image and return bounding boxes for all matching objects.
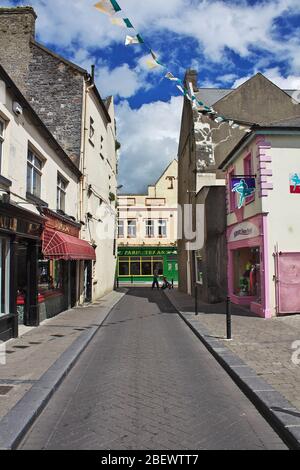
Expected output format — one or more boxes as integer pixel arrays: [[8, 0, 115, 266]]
[[2, 0, 300, 193]]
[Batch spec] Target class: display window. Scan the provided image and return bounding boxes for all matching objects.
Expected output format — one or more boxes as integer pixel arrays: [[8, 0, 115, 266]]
[[38, 254, 64, 294], [118, 256, 163, 277], [233, 247, 261, 301]]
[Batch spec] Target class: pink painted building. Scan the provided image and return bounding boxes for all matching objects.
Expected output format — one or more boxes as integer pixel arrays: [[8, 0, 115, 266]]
[[220, 118, 300, 318]]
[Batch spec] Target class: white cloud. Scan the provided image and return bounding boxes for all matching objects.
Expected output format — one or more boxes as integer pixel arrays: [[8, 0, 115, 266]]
[[233, 68, 300, 90], [95, 63, 143, 98], [116, 97, 182, 193]]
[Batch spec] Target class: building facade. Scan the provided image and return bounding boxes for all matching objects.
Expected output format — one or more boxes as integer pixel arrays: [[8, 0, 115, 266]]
[[220, 120, 300, 318], [117, 160, 178, 285], [0, 6, 118, 303], [0, 65, 96, 341]]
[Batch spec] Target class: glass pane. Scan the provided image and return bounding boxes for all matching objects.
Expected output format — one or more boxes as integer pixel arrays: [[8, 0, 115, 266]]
[[0, 141, 2, 171], [34, 155, 42, 170], [153, 262, 163, 276], [27, 150, 33, 163], [60, 191, 65, 212], [130, 262, 140, 275], [0, 120, 3, 136], [142, 262, 152, 276], [130, 257, 140, 261], [119, 262, 129, 276], [33, 170, 41, 197], [119, 257, 129, 261], [27, 164, 32, 193]]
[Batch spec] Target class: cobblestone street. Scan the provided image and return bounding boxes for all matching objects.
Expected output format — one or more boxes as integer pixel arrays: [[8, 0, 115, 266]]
[[165, 289, 300, 412], [19, 288, 286, 450]]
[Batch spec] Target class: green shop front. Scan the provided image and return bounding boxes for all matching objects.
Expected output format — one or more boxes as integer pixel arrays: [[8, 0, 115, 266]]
[[117, 247, 178, 285]]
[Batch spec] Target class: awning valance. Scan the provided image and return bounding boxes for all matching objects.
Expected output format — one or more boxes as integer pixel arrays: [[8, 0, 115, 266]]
[[42, 228, 96, 261]]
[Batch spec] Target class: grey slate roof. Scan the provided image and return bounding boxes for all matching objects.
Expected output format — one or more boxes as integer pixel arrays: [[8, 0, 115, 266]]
[[261, 116, 300, 128], [196, 88, 297, 106]]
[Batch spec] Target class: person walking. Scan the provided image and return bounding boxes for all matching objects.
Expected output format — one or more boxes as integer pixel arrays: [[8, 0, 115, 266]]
[[152, 268, 160, 290]]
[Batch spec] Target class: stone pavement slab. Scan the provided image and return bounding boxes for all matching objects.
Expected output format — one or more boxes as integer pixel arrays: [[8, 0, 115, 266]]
[[165, 288, 300, 449], [0, 289, 125, 449]]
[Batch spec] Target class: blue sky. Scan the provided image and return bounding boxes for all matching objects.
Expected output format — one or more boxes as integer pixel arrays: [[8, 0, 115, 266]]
[[3, 0, 300, 192]]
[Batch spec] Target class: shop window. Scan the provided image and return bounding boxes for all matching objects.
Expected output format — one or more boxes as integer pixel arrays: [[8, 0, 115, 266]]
[[233, 247, 261, 300], [130, 262, 140, 275], [158, 219, 167, 238], [119, 257, 129, 276], [243, 153, 255, 204], [0, 119, 4, 173], [145, 220, 155, 238], [57, 174, 68, 212], [142, 259, 152, 276], [127, 219, 136, 238], [38, 257, 64, 293], [118, 220, 124, 238], [27, 149, 42, 198], [0, 238, 10, 316]]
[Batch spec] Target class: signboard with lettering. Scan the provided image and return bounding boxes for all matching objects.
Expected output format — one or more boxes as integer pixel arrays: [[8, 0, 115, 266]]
[[228, 221, 260, 243], [118, 247, 177, 257]]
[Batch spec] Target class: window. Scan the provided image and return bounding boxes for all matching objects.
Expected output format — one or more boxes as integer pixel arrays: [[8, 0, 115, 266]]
[[145, 219, 155, 238], [38, 256, 64, 293], [0, 238, 10, 316], [0, 119, 4, 172], [243, 153, 255, 204], [118, 256, 164, 277], [119, 257, 129, 276], [57, 174, 68, 212], [158, 219, 167, 238], [89, 117, 95, 144], [118, 220, 124, 238], [127, 220, 136, 238], [195, 251, 203, 285], [27, 149, 42, 197]]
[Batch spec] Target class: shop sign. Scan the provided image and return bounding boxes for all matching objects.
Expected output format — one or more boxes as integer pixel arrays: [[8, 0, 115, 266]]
[[289, 173, 300, 193], [45, 217, 79, 238], [118, 248, 177, 257], [229, 221, 260, 243], [0, 215, 17, 232], [231, 177, 256, 209]]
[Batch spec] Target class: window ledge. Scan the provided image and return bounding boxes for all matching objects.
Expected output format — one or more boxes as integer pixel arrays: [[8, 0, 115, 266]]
[[26, 192, 48, 208]]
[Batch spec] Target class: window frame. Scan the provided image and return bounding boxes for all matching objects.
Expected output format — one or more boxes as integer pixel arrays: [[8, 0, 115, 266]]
[[118, 219, 125, 238], [127, 219, 137, 238], [145, 219, 155, 238], [158, 219, 167, 238], [27, 148, 43, 198], [57, 173, 68, 212]]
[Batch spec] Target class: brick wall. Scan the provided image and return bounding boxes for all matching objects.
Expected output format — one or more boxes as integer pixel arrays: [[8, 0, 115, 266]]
[[0, 7, 84, 166]]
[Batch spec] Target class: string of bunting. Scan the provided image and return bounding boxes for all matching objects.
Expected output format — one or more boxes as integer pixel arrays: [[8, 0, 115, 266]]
[[94, 0, 253, 132]]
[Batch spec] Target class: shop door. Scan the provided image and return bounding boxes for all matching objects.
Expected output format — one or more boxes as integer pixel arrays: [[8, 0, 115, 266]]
[[166, 256, 178, 283], [16, 241, 29, 325], [70, 261, 77, 308], [276, 252, 300, 315]]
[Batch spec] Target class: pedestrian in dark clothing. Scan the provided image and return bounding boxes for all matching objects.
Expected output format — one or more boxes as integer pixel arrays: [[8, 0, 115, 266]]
[[152, 268, 160, 289]]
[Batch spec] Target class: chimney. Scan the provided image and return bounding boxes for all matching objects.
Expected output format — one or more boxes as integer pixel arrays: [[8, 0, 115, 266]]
[[184, 69, 198, 92], [0, 7, 37, 93], [0, 6, 37, 39]]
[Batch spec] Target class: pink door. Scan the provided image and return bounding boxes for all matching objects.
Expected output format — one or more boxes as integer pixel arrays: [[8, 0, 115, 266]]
[[276, 252, 300, 315]]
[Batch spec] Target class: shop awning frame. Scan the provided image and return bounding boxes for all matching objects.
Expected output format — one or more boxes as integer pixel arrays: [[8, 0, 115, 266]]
[[42, 228, 96, 261]]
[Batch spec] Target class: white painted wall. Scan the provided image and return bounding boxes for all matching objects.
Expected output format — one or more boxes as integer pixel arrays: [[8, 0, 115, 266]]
[[0, 79, 78, 217], [80, 88, 117, 301]]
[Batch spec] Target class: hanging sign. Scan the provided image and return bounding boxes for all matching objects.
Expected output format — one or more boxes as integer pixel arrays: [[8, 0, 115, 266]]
[[289, 173, 300, 193], [231, 177, 256, 209]]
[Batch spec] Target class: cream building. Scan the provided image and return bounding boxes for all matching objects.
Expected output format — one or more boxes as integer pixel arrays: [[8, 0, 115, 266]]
[[117, 160, 178, 285]]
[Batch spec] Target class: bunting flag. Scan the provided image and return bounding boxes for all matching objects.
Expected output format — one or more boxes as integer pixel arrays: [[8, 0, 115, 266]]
[[125, 34, 144, 45], [94, 0, 121, 16], [94, 1, 253, 133], [110, 17, 134, 28]]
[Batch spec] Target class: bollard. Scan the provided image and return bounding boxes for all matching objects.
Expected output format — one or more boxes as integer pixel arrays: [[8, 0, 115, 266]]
[[195, 283, 198, 316], [226, 296, 232, 340]]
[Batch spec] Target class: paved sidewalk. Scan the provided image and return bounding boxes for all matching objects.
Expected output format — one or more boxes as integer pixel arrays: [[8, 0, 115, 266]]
[[0, 289, 125, 423], [165, 289, 300, 412]]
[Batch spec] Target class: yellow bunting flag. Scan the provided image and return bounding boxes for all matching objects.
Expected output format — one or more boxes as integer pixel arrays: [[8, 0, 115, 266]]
[[94, 0, 121, 16]]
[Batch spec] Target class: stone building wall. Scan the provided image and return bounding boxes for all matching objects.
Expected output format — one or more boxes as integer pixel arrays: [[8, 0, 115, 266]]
[[0, 7, 84, 166]]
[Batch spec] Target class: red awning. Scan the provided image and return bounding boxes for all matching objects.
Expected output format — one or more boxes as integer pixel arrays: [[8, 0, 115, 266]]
[[42, 228, 96, 261]]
